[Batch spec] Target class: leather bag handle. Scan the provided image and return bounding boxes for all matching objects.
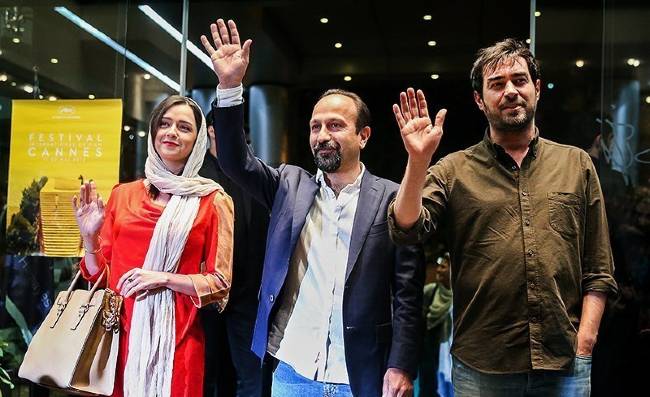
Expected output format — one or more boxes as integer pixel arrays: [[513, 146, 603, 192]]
[[50, 267, 108, 329]]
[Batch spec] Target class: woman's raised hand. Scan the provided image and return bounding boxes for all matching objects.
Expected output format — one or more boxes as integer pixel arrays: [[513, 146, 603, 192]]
[[72, 181, 105, 240], [200, 19, 252, 89]]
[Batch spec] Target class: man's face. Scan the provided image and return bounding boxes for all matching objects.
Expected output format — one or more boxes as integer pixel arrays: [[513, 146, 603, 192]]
[[309, 94, 369, 173], [474, 56, 540, 133]]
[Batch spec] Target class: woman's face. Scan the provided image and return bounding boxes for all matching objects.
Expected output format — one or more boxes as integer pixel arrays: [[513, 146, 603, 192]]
[[154, 103, 198, 173]]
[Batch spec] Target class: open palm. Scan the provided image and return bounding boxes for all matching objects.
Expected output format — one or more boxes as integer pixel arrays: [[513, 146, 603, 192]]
[[72, 182, 105, 238], [393, 88, 447, 161], [201, 19, 252, 88]]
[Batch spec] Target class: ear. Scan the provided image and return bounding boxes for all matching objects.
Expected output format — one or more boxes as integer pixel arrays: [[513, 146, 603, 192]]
[[359, 126, 371, 149], [473, 91, 485, 112], [535, 79, 541, 101]]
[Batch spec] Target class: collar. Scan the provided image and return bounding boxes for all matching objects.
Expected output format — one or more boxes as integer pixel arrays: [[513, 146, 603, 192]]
[[316, 162, 366, 191], [482, 127, 540, 160]]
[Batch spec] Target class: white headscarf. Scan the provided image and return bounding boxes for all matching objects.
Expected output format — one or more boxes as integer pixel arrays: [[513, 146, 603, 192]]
[[123, 97, 221, 397]]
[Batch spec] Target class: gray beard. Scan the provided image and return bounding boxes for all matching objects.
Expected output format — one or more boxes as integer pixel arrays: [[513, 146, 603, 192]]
[[314, 150, 342, 172]]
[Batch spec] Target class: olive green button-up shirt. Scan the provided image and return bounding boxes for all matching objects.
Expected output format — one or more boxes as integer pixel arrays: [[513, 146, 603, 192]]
[[388, 133, 618, 374]]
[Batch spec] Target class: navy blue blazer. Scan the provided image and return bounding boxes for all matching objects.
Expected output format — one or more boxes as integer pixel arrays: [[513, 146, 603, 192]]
[[213, 103, 423, 396]]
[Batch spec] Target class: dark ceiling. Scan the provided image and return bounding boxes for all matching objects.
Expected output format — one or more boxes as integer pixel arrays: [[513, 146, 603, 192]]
[[2, 1, 648, 98], [0, 0, 648, 181]]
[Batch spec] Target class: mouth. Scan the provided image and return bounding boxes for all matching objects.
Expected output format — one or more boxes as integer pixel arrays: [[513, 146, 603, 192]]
[[162, 141, 179, 147], [317, 148, 336, 155], [314, 144, 339, 156], [501, 103, 525, 111]]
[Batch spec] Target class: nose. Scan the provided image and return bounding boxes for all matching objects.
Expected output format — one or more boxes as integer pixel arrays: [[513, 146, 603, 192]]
[[504, 81, 518, 99], [164, 123, 179, 138], [316, 125, 331, 143]]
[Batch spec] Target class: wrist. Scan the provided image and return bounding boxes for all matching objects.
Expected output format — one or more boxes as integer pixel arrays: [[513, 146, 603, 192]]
[[407, 155, 432, 170], [83, 235, 102, 254], [82, 234, 100, 247], [218, 80, 242, 90]]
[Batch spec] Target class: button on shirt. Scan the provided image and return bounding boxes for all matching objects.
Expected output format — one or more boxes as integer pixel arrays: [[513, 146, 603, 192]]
[[388, 133, 618, 374], [267, 165, 366, 384]]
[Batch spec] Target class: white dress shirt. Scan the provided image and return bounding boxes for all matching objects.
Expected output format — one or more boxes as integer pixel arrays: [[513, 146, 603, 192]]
[[216, 85, 362, 383], [273, 165, 365, 384]]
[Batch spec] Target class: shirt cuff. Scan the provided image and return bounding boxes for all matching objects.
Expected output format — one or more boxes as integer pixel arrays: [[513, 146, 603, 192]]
[[387, 200, 432, 245], [216, 84, 244, 107], [188, 273, 231, 311], [582, 275, 618, 298]]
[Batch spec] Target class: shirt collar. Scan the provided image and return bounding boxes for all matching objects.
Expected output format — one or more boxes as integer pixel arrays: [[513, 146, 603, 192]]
[[316, 162, 366, 192], [482, 127, 540, 160]]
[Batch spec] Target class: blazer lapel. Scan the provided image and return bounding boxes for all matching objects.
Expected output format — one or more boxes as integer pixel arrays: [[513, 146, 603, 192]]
[[289, 175, 319, 249], [345, 171, 384, 281]]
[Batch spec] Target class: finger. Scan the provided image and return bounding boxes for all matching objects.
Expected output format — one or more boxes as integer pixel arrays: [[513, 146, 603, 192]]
[[97, 195, 104, 210], [84, 182, 92, 204], [416, 89, 429, 118], [89, 181, 97, 202], [241, 39, 252, 64], [399, 92, 411, 121], [217, 19, 230, 45], [382, 377, 389, 397], [130, 279, 160, 298], [228, 20, 240, 45], [79, 184, 86, 205], [122, 281, 138, 298], [117, 269, 136, 291], [120, 281, 132, 297], [210, 23, 222, 49], [200, 35, 216, 56], [407, 88, 418, 119], [72, 195, 78, 210], [125, 281, 146, 298], [392, 104, 405, 130], [434, 108, 448, 130]]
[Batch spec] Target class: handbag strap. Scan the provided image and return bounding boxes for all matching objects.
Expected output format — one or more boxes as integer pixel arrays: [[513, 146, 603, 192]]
[[63, 268, 108, 305]]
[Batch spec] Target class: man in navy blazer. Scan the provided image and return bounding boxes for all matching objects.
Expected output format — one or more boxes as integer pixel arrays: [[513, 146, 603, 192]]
[[201, 19, 423, 397]]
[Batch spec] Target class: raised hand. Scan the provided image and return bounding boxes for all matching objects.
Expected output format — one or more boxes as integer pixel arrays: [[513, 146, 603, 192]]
[[72, 181, 105, 240], [200, 19, 252, 88], [393, 88, 447, 163]]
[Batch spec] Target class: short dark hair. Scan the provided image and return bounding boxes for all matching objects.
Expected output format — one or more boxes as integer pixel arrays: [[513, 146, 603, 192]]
[[317, 89, 371, 133], [470, 38, 540, 97]]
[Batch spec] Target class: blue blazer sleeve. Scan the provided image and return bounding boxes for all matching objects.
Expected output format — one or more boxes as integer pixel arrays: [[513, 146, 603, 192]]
[[389, 241, 425, 377], [212, 102, 280, 210]]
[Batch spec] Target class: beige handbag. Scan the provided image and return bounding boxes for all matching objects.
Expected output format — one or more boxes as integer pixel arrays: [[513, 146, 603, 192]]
[[19, 269, 122, 396]]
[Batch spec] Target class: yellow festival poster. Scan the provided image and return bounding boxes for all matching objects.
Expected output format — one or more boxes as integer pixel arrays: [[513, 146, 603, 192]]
[[6, 99, 122, 257]]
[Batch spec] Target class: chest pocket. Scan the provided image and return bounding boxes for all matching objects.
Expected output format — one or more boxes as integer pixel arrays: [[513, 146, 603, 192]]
[[547, 192, 582, 238]]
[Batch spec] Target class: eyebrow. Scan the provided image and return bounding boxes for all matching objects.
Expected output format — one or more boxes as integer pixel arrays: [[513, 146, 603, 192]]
[[310, 116, 346, 124], [487, 72, 528, 82], [161, 116, 193, 126]]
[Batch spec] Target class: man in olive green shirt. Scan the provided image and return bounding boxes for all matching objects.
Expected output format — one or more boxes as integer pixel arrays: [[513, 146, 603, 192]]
[[388, 39, 617, 396]]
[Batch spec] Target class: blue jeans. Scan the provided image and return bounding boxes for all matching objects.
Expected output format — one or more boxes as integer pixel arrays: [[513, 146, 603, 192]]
[[272, 361, 354, 397], [452, 356, 591, 397]]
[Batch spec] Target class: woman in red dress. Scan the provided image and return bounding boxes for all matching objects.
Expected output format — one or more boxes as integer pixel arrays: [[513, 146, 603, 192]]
[[73, 95, 234, 397]]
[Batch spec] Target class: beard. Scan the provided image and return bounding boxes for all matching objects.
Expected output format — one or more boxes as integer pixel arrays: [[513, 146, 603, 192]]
[[484, 99, 536, 133], [313, 142, 342, 172]]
